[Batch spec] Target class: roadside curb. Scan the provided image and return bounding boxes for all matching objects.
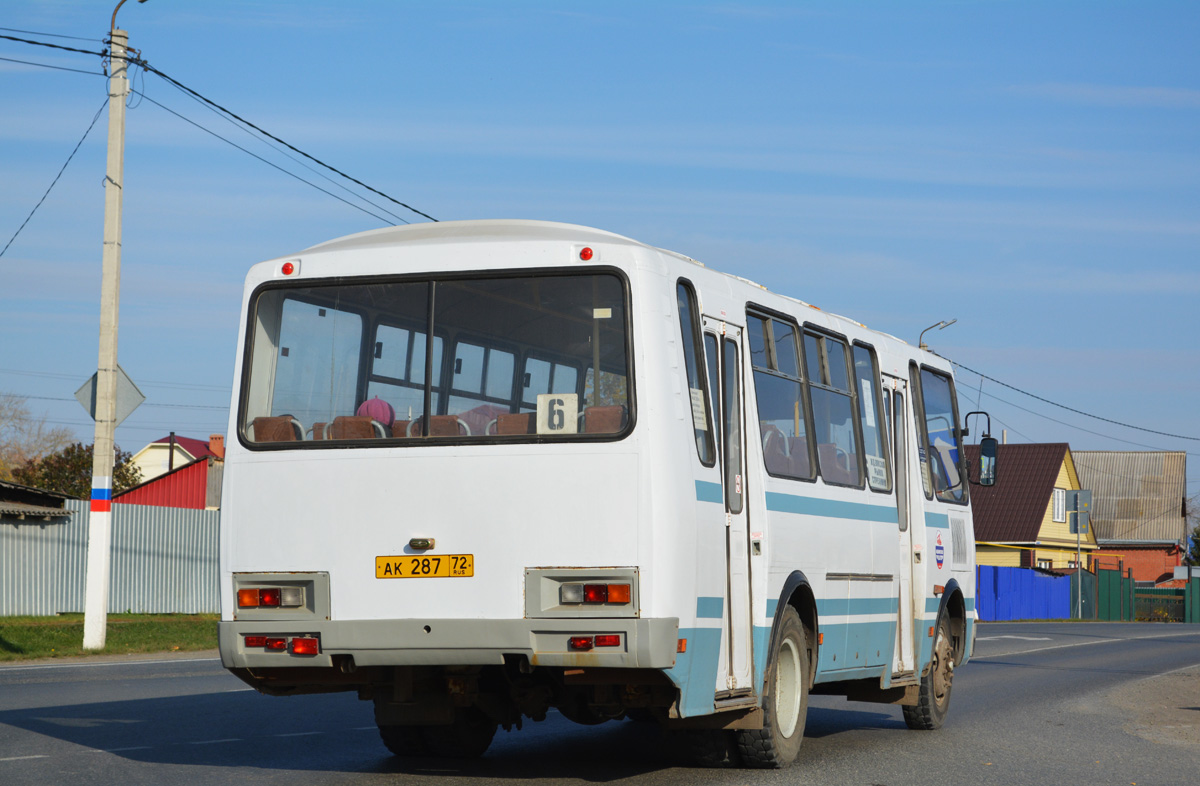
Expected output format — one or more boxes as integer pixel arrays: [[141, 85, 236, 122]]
[[0, 648, 220, 669]]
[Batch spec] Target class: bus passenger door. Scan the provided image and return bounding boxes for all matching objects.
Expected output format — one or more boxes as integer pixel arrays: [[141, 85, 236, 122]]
[[704, 319, 753, 694], [885, 374, 917, 677]]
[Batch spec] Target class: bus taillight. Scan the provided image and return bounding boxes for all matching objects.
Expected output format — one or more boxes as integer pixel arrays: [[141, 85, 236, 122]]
[[569, 636, 594, 651], [290, 637, 320, 656], [560, 583, 632, 605], [237, 586, 305, 608]]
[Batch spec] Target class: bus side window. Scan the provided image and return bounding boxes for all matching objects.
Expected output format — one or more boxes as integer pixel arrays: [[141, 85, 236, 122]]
[[916, 367, 966, 503], [746, 312, 812, 480], [853, 344, 891, 492], [676, 281, 714, 465], [803, 330, 862, 487], [704, 333, 721, 460]]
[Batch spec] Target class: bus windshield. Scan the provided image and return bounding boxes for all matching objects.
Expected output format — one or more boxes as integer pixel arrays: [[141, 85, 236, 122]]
[[241, 271, 631, 444]]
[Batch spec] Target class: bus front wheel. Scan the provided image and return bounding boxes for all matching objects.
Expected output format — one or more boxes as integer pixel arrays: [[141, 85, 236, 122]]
[[735, 605, 808, 768], [903, 615, 954, 731]]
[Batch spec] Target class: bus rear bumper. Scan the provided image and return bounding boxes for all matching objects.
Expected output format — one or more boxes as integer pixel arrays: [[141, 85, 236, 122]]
[[218, 617, 680, 671]]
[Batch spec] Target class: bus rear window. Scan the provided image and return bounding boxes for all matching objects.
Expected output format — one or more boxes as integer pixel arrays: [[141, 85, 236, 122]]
[[241, 272, 631, 445]]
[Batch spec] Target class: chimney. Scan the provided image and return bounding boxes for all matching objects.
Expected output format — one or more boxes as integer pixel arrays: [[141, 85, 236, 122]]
[[209, 434, 225, 460]]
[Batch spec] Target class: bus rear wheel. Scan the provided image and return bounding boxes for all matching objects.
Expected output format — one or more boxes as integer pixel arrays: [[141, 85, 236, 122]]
[[735, 605, 808, 768], [377, 724, 426, 756], [903, 615, 954, 731], [423, 707, 497, 758]]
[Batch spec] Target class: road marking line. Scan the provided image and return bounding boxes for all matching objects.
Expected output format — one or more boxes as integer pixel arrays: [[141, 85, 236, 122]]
[[977, 635, 1052, 641], [975, 630, 1200, 659], [100, 746, 152, 753], [190, 739, 242, 745], [0, 755, 49, 762], [274, 732, 322, 737]]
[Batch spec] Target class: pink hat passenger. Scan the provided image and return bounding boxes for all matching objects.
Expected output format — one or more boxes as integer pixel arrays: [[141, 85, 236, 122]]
[[356, 396, 395, 429]]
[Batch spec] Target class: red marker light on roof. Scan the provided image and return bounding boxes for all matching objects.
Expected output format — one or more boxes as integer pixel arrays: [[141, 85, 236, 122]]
[[579, 247, 593, 261]]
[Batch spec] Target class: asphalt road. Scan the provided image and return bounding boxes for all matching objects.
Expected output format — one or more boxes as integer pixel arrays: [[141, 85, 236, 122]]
[[2, 622, 1199, 786]]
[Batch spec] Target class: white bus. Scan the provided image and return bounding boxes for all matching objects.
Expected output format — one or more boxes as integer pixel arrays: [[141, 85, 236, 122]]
[[218, 220, 996, 767]]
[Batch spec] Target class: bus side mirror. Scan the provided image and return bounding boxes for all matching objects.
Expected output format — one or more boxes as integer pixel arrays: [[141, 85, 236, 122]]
[[978, 436, 997, 487]]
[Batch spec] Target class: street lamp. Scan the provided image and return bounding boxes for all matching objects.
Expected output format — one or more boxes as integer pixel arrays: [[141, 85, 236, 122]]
[[918, 319, 957, 351]]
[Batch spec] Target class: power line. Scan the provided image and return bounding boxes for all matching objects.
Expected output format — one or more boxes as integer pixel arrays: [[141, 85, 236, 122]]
[[152, 74, 415, 226], [0, 27, 101, 43], [7, 392, 227, 411], [950, 359, 1200, 442], [0, 54, 104, 76], [131, 89, 400, 227], [134, 60, 439, 223], [2, 33, 438, 224], [0, 32, 105, 58], [1, 99, 107, 260], [0, 368, 229, 392]]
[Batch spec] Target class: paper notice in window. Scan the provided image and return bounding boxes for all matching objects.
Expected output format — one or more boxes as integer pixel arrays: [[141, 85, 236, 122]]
[[690, 388, 708, 431]]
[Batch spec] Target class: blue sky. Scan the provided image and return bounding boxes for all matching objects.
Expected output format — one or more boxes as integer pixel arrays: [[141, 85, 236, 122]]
[[1, 1, 1197, 495]]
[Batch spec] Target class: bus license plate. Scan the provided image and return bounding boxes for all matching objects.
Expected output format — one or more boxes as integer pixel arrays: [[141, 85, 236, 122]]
[[375, 554, 474, 579]]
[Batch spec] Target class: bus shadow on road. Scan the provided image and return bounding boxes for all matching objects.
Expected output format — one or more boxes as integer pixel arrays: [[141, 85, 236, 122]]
[[0, 689, 916, 781]]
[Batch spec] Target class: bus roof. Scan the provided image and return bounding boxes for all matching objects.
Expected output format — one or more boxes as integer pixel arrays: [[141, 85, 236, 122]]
[[302, 219, 646, 256]]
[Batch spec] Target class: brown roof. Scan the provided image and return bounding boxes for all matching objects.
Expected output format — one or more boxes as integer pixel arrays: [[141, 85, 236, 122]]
[[964, 443, 1069, 543]]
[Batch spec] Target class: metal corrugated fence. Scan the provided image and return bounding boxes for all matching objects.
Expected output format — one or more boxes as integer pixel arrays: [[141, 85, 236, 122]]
[[0, 500, 218, 616]]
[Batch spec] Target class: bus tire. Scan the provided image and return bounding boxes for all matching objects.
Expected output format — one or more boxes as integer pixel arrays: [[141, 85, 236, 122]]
[[735, 605, 808, 768], [903, 615, 954, 731], [377, 724, 426, 756], [423, 707, 497, 758]]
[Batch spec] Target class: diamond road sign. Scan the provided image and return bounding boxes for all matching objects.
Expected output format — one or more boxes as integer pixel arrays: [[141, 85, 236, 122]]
[[75, 365, 145, 427]]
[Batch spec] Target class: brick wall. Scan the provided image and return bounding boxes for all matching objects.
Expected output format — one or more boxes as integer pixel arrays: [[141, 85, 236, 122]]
[[1092, 545, 1182, 583]]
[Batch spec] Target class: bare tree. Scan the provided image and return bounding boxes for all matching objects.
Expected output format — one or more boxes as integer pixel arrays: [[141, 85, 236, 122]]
[[0, 393, 75, 482]]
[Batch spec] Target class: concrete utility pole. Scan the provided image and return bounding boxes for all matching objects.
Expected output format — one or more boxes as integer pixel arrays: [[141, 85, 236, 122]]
[[83, 1, 143, 651]]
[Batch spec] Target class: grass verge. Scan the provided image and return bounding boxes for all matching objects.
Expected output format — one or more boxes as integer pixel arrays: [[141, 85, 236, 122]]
[[0, 614, 218, 662]]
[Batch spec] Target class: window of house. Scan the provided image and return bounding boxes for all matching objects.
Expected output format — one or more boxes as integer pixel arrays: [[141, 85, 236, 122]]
[[1053, 488, 1066, 523]]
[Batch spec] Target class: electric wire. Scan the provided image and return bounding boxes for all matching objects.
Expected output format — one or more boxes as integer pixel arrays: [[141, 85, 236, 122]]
[[950, 359, 1200, 442], [133, 60, 439, 223], [131, 89, 398, 227], [0, 27, 101, 43], [150, 74, 413, 225], [0, 99, 107, 260], [1, 33, 436, 224], [0, 33, 105, 58], [0, 54, 104, 76]]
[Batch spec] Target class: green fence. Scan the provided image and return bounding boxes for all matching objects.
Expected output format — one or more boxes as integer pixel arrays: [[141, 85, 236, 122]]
[[1097, 567, 1135, 621], [1134, 579, 1200, 623]]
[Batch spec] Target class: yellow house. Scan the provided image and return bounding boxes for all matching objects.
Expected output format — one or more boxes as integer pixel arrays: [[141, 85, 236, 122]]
[[966, 443, 1098, 570]]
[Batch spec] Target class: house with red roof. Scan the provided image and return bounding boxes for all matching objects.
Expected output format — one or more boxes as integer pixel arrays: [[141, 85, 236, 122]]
[[965, 443, 1099, 570], [129, 434, 220, 483], [118, 434, 225, 510]]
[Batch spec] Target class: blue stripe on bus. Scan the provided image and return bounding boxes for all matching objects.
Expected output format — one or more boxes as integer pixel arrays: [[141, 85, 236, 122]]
[[765, 492, 898, 524], [696, 596, 724, 619], [816, 597, 899, 617], [695, 480, 724, 504], [925, 512, 950, 529]]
